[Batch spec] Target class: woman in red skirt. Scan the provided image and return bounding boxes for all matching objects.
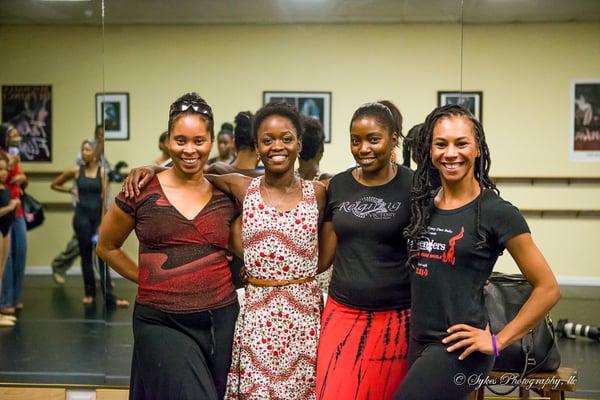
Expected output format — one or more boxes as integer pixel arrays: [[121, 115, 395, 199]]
[[316, 101, 412, 400]]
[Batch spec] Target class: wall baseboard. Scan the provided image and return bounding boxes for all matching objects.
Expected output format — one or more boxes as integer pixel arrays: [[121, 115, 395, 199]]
[[27, 266, 123, 279], [24, 267, 600, 286]]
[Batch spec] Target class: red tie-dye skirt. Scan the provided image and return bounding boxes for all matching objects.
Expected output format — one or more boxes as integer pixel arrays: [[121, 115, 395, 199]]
[[316, 298, 410, 400]]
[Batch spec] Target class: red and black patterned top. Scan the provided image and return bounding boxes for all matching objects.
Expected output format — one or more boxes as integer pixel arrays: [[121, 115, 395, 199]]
[[115, 176, 238, 313]]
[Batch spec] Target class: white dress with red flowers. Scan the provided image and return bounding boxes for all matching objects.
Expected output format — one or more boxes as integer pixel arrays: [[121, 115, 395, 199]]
[[225, 177, 321, 400]]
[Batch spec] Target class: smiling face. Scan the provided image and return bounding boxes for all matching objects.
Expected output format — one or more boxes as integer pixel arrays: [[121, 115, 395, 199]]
[[169, 114, 213, 176], [256, 115, 301, 174], [350, 116, 398, 173], [430, 115, 480, 185]]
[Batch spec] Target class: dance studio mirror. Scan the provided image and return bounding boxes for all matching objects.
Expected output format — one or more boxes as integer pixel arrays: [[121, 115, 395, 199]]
[[1, 0, 469, 387], [0, 0, 109, 385]]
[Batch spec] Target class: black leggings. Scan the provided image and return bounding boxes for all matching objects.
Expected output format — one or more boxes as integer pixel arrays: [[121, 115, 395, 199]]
[[393, 338, 495, 400], [73, 206, 115, 301], [130, 301, 239, 400]]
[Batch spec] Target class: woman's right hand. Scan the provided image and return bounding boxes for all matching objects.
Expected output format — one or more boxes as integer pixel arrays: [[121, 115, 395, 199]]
[[122, 166, 156, 198]]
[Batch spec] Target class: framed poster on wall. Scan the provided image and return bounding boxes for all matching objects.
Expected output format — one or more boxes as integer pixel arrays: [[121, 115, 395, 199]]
[[438, 91, 483, 122], [96, 92, 129, 140], [571, 80, 600, 162], [1, 85, 52, 162], [263, 91, 332, 143]]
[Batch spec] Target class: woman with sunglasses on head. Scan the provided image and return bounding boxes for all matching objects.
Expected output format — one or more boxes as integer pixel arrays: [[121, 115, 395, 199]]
[[316, 101, 413, 400], [123, 101, 327, 399], [97, 93, 240, 400], [393, 105, 560, 400]]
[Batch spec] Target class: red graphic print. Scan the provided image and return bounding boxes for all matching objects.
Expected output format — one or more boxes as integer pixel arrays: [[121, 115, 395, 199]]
[[441, 226, 464, 266]]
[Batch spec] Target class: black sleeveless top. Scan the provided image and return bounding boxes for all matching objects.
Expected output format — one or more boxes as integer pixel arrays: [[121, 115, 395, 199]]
[[76, 165, 102, 215]]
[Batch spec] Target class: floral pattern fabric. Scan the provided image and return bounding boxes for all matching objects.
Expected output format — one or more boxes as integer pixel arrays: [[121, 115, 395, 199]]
[[226, 177, 321, 400]]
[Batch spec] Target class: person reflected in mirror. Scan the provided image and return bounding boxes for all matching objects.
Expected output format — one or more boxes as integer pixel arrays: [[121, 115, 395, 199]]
[[153, 130, 170, 166], [51, 140, 128, 307], [0, 123, 28, 316], [0, 152, 19, 327], [97, 93, 240, 400], [205, 111, 262, 178], [393, 105, 560, 400], [297, 116, 332, 182], [207, 122, 235, 166], [51, 125, 110, 286], [402, 123, 424, 169], [121, 101, 327, 400], [316, 101, 412, 400], [296, 116, 333, 296]]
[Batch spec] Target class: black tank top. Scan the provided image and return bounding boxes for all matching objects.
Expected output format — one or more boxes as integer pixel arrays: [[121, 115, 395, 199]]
[[76, 165, 102, 215]]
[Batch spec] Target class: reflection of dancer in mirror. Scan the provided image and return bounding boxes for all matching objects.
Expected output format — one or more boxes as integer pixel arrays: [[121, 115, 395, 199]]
[[297, 116, 332, 182], [121, 101, 327, 399], [51, 140, 128, 307], [206, 111, 262, 177], [98, 93, 240, 400], [0, 151, 19, 327], [316, 101, 412, 400], [0, 123, 28, 317], [51, 125, 108, 285], [153, 131, 170, 166], [207, 122, 235, 166], [393, 105, 560, 400]]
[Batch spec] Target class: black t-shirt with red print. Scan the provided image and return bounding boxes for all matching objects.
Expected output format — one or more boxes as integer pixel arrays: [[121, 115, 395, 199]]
[[325, 166, 413, 311], [410, 189, 530, 343], [115, 176, 238, 313]]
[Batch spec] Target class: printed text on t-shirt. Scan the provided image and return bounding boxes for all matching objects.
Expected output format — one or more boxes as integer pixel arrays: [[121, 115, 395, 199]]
[[339, 196, 402, 219]]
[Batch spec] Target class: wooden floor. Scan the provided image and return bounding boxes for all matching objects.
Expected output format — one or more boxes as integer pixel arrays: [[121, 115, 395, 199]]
[[0, 276, 599, 398]]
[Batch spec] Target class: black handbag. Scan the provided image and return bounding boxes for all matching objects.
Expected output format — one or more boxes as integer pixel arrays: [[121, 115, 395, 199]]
[[21, 191, 45, 230], [484, 272, 561, 393]]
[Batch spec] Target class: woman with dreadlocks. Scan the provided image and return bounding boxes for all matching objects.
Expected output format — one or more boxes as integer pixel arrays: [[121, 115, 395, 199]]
[[316, 101, 412, 400], [393, 105, 560, 400]]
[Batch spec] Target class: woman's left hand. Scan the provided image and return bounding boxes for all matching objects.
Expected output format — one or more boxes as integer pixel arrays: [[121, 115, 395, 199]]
[[442, 324, 495, 360]]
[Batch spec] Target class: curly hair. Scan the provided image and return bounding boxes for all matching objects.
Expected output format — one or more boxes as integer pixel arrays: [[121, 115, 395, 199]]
[[404, 104, 497, 268], [253, 101, 302, 145]]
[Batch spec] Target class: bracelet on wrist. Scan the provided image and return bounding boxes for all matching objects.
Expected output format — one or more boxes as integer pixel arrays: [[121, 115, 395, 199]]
[[491, 334, 500, 356]]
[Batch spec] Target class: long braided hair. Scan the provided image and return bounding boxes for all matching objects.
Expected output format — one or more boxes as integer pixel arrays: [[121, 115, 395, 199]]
[[404, 104, 497, 268]]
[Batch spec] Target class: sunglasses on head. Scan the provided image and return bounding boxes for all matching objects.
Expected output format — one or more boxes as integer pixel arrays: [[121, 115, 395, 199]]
[[171, 101, 213, 119]]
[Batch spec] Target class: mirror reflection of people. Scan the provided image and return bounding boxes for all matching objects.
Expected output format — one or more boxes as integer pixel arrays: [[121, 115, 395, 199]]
[[51, 125, 108, 286], [0, 123, 28, 317], [207, 122, 235, 165], [153, 131, 170, 166], [98, 93, 240, 399], [0, 152, 19, 327], [51, 140, 128, 307], [205, 111, 261, 177], [297, 116, 332, 182], [393, 105, 560, 400]]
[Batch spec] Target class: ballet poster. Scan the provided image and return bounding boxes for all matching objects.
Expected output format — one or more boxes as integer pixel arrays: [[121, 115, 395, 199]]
[[571, 80, 600, 162], [1, 85, 52, 162]]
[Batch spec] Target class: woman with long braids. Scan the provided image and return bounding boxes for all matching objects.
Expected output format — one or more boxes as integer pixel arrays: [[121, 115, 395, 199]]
[[316, 101, 412, 400], [393, 104, 560, 400]]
